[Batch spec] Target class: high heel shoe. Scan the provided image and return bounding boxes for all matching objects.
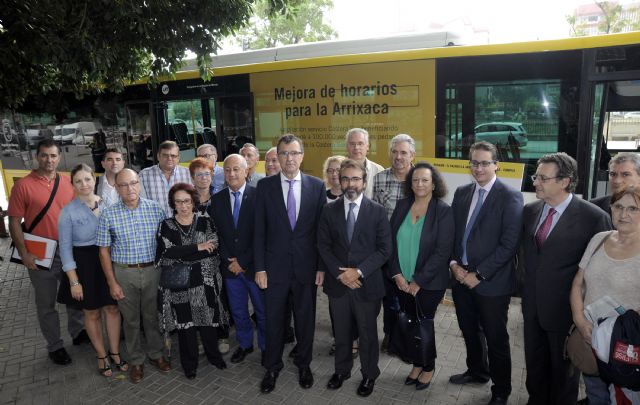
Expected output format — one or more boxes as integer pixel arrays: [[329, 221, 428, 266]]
[[97, 355, 112, 377], [108, 352, 129, 372], [416, 371, 433, 391]]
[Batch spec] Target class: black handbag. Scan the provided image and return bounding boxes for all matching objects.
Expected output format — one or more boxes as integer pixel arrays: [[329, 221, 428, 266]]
[[159, 262, 191, 290], [389, 294, 437, 366], [389, 307, 416, 363]]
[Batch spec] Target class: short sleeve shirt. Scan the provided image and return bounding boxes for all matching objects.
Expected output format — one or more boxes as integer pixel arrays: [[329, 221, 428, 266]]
[[7, 171, 74, 240]]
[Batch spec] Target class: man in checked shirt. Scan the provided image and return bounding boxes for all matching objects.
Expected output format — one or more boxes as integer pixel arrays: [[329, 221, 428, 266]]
[[372, 133, 416, 354]]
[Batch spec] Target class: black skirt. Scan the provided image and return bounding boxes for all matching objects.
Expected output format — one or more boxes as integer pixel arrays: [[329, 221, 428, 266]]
[[57, 245, 117, 310]]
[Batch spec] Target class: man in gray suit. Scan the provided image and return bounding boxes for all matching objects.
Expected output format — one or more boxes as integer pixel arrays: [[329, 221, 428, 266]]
[[522, 153, 611, 405]]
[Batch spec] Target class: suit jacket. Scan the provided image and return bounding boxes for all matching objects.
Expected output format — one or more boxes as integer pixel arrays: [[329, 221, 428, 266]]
[[451, 178, 523, 296], [590, 195, 612, 217], [521, 196, 612, 332], [317, 196, 392, 301], [254, 172, 326, 284], [389, 197, 454, 291], [209, 185, 256, 279]]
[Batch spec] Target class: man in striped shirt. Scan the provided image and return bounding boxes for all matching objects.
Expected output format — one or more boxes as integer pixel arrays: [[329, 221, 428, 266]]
[[139, 140, 192, 216]]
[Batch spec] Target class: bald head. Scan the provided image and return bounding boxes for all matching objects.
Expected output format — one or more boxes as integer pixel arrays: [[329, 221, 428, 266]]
[[224, 154, 248, 191]]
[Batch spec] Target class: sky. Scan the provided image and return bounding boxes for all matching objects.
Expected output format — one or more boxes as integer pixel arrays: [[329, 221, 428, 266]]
[[326, 0, 628, 43]]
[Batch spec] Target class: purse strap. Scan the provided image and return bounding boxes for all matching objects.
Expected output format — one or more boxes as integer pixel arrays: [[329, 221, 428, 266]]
[[25, 174, 60, 233]]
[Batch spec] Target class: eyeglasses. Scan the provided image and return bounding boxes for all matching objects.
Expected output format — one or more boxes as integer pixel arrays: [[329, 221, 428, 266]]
[[340, 176, 363, 183], [469, 160, 496, 168], [611, 203, 640, 216], [194, 172, 211, 178], [198, 153, 216, 160], [326, 168, 340, 174], [160, 153, 179, 160], [531, 175, 564, 183], [277, 151, 303, 158], [116, 180, 140, 188], [174, 199, 193, 205]]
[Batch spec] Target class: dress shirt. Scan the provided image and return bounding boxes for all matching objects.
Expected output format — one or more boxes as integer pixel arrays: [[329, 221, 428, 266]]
[[96, 198, 166, 264], [280, 172, 302, 219], [248, 172, 265, 187], [139, 164, 192, 216], [58, 198, 104, 272], [228, 183, 247, 214], [535, 193, 573, 236], [210, 165, 225, 195], [96, 175, 120, 208], [343, 193, 363, 221], [465, 175, 497, 226]]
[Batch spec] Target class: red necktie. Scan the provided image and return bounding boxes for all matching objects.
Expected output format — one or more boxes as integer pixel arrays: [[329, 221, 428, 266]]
[[535, 207, 556, 248]]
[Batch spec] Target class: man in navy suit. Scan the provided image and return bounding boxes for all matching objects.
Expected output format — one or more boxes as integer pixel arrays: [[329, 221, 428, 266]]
[[210, 154, 265, 365], [254, 134, 326, 394], [522, 153, 611, 405], [317, 159, 391, 397], [449, 141, 523, 405]]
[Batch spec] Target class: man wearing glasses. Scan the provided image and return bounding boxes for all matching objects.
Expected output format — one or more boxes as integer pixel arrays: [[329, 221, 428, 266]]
[[97, 168, 169, 383], [254, 134, 326, 394], [345, 128, 384, 199], [521, 153, 611, 405], [139, 140, 192, 216], [196, 144, 225, 194], [590, 152, 640, 217], [449, 141, 523, 405]]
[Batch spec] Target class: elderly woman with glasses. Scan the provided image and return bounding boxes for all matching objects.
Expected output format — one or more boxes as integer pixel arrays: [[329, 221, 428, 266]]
[[570, 186, 640, 404], [156, 183, 228, 379]]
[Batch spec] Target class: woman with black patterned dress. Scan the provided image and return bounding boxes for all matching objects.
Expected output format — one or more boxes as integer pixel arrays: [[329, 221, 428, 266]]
[[156, 183, 228, 379]]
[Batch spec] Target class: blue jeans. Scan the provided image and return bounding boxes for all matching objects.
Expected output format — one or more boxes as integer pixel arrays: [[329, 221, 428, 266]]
[[225, 274, 266, 351], [584, 374, 610, 405]]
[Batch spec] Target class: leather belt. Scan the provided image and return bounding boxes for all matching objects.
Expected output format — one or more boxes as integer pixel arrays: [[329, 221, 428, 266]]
[[125, 262, 154, 268]]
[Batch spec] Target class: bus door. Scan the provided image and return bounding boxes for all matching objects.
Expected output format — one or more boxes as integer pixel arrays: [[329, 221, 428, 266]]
[[160, 98, 216, 162], [216, 95, 254, 158], [124, 102, 154, 171]]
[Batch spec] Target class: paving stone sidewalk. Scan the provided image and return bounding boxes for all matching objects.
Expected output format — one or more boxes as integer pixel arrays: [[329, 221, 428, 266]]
[[0, 232, 538, 405]]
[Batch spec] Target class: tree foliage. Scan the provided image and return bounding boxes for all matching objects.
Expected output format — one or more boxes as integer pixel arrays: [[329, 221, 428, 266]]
[[0, 0, 292, 109], [566, 1, 639, 36], [237, 0, 336, 50]]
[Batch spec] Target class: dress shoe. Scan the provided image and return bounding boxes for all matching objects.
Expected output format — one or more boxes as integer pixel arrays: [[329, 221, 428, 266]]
[[218, 338, 230, 354], [298, 366, 314, 389], [72, 329, 90, 345], [487, 395, 508, 405], [449, 370, 489, 385], [404, 376, 418, 385], [327, 373, 350, 389], [149, 357, 171, 372], [209, 357, 227, 370], [230, 346, 253, 363], [130, 364, 144, 384], [357, 378, 375, 397], [288, 345, 298, 358], [260, 370, 279, 393], [416, 370, 433, 390], [185, 369, 197, 380], [48, 348, 72, 365]]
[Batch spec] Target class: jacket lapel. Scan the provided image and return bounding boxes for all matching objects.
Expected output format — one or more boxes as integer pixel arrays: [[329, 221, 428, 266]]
[[544, 196, 578, 246], [274, 175, 291, 228]]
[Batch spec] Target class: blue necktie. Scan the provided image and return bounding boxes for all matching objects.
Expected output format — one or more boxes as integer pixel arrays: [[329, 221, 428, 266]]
[[232, 191, 241, 228], [462, 188, 486, 264], [346, 202, 356, 242]]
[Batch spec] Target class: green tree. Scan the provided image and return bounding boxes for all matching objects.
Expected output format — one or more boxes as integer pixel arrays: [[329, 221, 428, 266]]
[[595, 1, 628, 33], [237, 0, 336, 50], [0, 0, 292, 109]]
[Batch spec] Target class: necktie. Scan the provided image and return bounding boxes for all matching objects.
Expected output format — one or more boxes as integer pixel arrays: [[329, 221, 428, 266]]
[[462, 188, 486, 264], [232, 191, 241, 228], [286, 179, 296, 230], [346, 202, 356, 242], [535, 207, 556, 248]]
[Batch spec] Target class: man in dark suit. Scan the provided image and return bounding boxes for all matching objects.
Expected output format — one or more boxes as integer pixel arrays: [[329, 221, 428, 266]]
[[522, 153, 612, 405], [210, 154, 264, 365], [254, 134, 326, 394], [449, 141, 523, 405], [590, 151, 640, 217], [317, 159, 391, 397]]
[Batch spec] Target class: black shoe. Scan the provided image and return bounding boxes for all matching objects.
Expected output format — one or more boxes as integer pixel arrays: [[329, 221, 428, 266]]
[[357, 378, 375, 397], [230, 346, 253, 364], [49, 348, 72, 365], [327, 373, 350, 389], [260, 370, 279, 393], [288, 345, 298, 358], [72, 330, 90, 346], [449, 370, 490, 385], [380, 335, 389, 353], [487, 395, 508, 405], [298, 366, 314, 389], [185, 370, 197, 380], [209, 357, 227, 370], [404, 376, 418, 385]]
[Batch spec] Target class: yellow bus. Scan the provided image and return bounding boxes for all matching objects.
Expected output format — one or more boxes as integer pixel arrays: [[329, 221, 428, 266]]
[[3, 31, 640, 198]]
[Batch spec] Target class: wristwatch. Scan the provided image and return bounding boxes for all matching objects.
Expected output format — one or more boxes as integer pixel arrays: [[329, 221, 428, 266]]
[[70, 280, 80, 287]]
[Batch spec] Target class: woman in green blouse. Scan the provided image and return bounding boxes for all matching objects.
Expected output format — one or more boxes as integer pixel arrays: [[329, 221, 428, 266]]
[[389, 162, 454, 390]]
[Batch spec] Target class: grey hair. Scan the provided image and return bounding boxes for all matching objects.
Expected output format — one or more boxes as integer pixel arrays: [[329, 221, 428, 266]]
[[240, 143, 259, 155], [196, 144, 217, 155], [346, 128, 369, 145], [610, 152, 640, 176], [266, 146, 277, 156], [389, 133, 416, 154], [224, 153, 248, 169]]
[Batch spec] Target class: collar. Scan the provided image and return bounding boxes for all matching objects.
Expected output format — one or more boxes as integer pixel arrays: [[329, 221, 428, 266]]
[[344, 193, 364, 210], [545, 193, 573, 211], [280, 171, 302, 183], [228, 183, 247, 196], [474, 175, 497, 194]]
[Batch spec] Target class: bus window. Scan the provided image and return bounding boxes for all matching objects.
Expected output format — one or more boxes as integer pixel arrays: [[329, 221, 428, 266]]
[[125, 102, 153, 170]]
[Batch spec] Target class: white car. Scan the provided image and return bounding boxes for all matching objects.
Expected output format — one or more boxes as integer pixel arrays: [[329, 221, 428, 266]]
[[452, 122, 528, 149], [53, 122, 101, 145]]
